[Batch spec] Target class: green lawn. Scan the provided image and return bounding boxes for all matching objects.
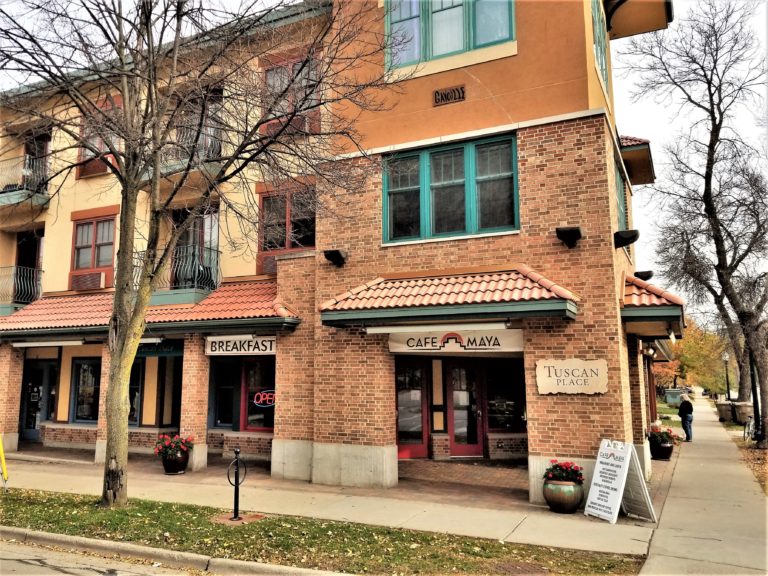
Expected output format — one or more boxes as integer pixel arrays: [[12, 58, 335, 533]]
[[0, 489, 643, 575]]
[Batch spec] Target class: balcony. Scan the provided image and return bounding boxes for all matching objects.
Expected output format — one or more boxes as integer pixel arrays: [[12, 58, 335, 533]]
[[134, 244, 221, 305], [0, 155, 49, 208], [0, 266, 43, 315], [142, 124, 223, 191]]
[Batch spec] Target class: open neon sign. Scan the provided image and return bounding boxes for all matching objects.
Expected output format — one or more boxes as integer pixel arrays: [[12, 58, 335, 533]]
[[253, 390, 276, 408]]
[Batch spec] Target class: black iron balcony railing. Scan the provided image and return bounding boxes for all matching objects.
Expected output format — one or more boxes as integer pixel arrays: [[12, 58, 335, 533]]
[[0, 266, 43, 305], [162, 122, 222, 167], [0, 155, 48, 195], [134, 244, 221, 292]]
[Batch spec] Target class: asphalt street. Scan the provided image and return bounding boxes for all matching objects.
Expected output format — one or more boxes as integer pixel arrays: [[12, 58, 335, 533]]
[[0, 540, 194, 576]]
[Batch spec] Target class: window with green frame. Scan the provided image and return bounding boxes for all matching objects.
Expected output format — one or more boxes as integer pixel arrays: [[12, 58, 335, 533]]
[[388, 0, 515, 68], [615, 162, 627, 231], [384, 136, 518, 242], [592, 0, 609, 87]]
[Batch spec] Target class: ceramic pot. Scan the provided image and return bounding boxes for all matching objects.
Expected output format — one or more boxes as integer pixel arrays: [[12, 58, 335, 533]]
[[543, 480, 583, 513], [161, 449, 189, 474], [650, 442, 674, 460]]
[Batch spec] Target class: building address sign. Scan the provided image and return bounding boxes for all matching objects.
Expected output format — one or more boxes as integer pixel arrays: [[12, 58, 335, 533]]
[[433, 85, 466, 107], [205, 335, 276, 356], [535, 359, 608, 394]]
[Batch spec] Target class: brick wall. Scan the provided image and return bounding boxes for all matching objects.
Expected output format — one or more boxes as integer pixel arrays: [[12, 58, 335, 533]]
[[487, 433, 528, 459], [222, 432, 272, 460], [0, 343, 24, 440], [430, 433, 450, 460], [275, 253, 316, 442], [298, 114, 639, 461], [207, 430, 225, 450], [627, 335, 648, 444], [42, 423, 97, 446], [96, 343, 111, 441], [180, 334, 209, 443]]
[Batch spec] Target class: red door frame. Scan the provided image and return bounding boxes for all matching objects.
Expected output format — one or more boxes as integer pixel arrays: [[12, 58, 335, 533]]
[[445, 359, 484, 457], [395, 356, 430, 459]]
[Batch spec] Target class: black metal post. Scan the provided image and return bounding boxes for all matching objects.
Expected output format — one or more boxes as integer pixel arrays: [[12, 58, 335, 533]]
[[231, 447, 241, 521], [724, 357, 731, 401], [749, 349, 762, 441]]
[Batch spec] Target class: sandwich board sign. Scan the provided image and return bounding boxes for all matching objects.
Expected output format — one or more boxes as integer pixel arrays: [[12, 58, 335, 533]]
[[584, 439, 657, 524]]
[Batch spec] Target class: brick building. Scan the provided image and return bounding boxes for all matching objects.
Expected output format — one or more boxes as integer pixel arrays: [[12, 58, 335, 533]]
[[0, 0, 683, 502]]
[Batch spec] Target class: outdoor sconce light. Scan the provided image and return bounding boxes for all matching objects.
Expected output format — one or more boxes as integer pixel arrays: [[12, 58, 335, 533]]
[[324, 249, 347, 267], [643, 344, 657, 358], [634, 270, 654, 281], [614, 229, 640, 249], [555, 226, 583, 249]]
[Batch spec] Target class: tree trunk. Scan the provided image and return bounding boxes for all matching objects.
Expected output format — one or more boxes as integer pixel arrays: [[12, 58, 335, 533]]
[[746, 325, 768, 448], [737, 344, 752, 402], [101, 344, 132, 506]]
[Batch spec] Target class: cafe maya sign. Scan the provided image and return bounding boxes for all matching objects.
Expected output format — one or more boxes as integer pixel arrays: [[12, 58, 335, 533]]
[[535, 358, 608, 394], [389, 330, 523, 354], [206, 335, 276, 356]]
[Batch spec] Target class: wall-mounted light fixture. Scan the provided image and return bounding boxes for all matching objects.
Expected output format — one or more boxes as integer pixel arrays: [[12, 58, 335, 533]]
[[614, 229, 640, 249], [323, 249, 347, 267], [139, 337, 164, 344], [12, 340, 84, 348], [634, 270, 654, 281], [555, 226, 583, 249], [643, 343, 657, 358]]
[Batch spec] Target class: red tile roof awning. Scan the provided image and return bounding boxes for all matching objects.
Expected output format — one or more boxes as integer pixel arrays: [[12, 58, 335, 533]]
[[321, 265, 580, 326], [620, 135, 655, 186], [0, 280, 298, 335], [622, 274, 684, 339]]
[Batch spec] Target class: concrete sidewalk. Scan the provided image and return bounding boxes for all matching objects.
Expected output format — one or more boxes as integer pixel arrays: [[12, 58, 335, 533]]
[[4, 455, 655, 557], [641, 394, 768, 575]]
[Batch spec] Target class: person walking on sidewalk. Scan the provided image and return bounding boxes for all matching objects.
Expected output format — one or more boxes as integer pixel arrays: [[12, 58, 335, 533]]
[[678, 394, 694, 442]]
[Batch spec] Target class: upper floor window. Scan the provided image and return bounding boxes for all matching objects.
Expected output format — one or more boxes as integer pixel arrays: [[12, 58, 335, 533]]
[[384, 136, 518, 243], [389, 0, 515, 67], [74, 218, 115, 270], [615, 162, 627, 231], [78, 97, 122, 178], [263, 60, 319, 134], [592, 0, 609, 88], [260, 189, 316, 252]]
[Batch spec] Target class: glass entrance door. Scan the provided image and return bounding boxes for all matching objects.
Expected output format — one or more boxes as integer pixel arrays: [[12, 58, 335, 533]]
[[20, 360, 58, 442], [446, 360, 483, 456], [396, 357, 429, 458]]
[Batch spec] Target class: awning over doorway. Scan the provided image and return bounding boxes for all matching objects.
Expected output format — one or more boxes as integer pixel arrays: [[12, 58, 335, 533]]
[[620, 136, 655, 185], [621, 274, 684, 339], [320, 265, 580, 327], [0, 279, 299, 338]]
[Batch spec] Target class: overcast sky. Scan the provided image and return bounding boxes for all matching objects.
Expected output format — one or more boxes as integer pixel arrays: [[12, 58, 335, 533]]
[[610, 0, 767, 280]]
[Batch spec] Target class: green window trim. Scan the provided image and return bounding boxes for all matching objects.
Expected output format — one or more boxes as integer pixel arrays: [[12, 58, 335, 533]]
[[592, 0, 609, 88], [386, 0, 516, 69], [383, 135, 519, 244], [615, 161, 627, 232]]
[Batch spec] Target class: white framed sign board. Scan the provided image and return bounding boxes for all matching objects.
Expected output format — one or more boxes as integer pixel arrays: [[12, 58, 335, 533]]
[[584, 439, 657, 524]]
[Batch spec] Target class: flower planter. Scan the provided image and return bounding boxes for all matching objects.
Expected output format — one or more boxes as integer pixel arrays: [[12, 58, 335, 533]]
[[543, 480, 584, 514], [161, 450, 189, 474], [650, 442, 674, 461]]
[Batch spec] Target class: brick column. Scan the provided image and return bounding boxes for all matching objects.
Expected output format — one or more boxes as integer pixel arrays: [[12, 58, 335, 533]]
[[180, 334, 209, 471], [628, 335, 651, 479], [95, 343, 111, 463], [0, 343, 24, 452]]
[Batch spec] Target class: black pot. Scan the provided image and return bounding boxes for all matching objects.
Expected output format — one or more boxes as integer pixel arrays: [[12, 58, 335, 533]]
[[650, 442, 674, 460], [161, 449, 190, 474]]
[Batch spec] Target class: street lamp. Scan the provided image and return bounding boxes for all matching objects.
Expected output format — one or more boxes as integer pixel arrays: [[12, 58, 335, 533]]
[[722, 351, 731, 401]]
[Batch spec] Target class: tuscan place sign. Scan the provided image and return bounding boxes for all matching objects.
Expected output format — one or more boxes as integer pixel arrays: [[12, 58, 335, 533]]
[[389, 330, 523, 354], [433, 85, 465, 107], [535, 359, 608, 394], [205, 335, 276, 356]]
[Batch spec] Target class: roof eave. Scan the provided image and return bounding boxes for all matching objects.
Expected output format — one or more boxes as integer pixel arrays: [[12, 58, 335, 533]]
[[321, 300, 579, 328]]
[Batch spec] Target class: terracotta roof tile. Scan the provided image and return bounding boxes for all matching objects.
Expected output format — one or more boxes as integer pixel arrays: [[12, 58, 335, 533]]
[[620, 135, 650, 147], [0, 280, 296, 333], [624, 275, 685, 307], [321, 266, 579, 312]]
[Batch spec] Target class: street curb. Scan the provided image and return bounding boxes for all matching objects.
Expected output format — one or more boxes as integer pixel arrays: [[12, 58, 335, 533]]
[[0, 526, 346, 575]]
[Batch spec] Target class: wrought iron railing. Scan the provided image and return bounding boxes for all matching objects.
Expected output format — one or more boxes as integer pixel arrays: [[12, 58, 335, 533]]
[[0, 266, 43, 304], [161, 120, 222, 167], [133, 244, 221, 292], [0, 155, 48, 195]]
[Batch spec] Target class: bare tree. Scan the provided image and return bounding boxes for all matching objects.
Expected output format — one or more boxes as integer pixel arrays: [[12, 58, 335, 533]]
[[0, 0, 401, 504], [621, 0, 768, 445]]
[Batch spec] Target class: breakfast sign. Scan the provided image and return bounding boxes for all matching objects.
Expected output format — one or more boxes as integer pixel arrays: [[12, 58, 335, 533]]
[[206, 335, 276, 356], [535, 359, 608, 394]]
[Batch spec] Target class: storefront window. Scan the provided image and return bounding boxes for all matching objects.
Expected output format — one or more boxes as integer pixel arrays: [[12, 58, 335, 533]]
[[396, 362, 426, 444], [486, 359, 526, 432], [209, 358, 240, 428], [243, 358, 276, 431], [71, 358, 100, 423], [128, 359, 144, 426]]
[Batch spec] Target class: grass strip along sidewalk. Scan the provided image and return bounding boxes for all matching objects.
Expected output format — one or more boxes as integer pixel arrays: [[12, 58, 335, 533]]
[[1, 489, 643, 575]]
